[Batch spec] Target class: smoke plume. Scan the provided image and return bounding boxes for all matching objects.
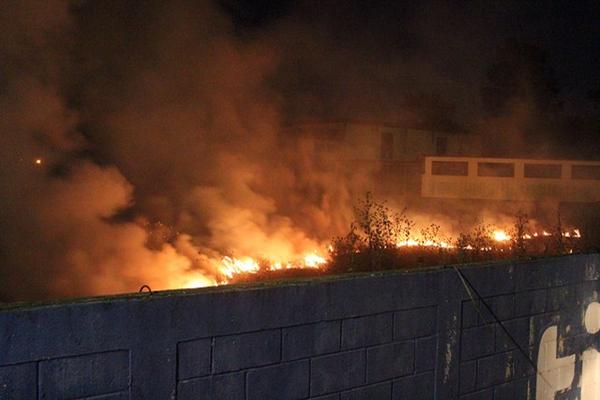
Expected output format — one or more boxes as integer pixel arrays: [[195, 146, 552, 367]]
[[0, 0, 370, 301], [0, 1, 595, 301]]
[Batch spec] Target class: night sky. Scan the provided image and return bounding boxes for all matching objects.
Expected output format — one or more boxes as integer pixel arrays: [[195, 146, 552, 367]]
[[222, 0, 600, 123]]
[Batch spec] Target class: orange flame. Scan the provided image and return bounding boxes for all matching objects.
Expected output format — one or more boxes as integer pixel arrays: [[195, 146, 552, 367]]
[[492, 230, 511, 242], [171, 223, 583, 289]]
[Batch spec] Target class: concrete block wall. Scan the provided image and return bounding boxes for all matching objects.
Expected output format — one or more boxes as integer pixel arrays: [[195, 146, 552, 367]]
[[1, 253, 599, 399]]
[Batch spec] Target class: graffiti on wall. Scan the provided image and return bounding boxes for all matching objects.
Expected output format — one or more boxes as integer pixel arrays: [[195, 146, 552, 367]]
[[537, 302, 600, 400]]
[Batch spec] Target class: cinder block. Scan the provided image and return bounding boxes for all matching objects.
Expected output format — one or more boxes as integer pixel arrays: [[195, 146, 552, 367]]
[[325, 273, 437, 319], [213, 329, 280, 373], [394, 306, 436, 340], [80, 392, 129, 399], [513, 349, 536, 379], [366, 341, 414, 383], [513, 377, 532, 399], [515, 289, 546, 317], [415, 336, 437, 372], [514, 259, 555, 290], [578, 281, 598, 305], [549, 257, 589, 286], [310, 350, 366, 396], [340, 381, 391, 400], [495, 318, 529, 352], [493, 382, 514, 400], [0, 363, 37, 399], [247, 360, 309, 400], [341, 313, 393, 349], [392, 371, 434, 400], [483, 294, 515, 322], [494, 378, 535, 400], [177, 372, 244, 400], [311, 394, 340, 400], [283, 321, 340, 360], [459, 361, 477, 394], [462, 300, 480, 328], [39, 350, 129, 399], [546, 285, 578, 312], [476, 351, 514, 388], [178, 338, 211, 380], [0, 301, 132, 364], [459, 388, 493, 400], [460, 325, 495, 361], [461, 264, 515, 296]]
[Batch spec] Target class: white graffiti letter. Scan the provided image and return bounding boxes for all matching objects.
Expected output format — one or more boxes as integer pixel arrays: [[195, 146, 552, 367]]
[[581, 302, 600, 400], [536, 325, 575, 400]]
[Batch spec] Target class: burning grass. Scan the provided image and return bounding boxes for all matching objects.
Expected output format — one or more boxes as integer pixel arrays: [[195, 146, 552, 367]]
[[215, 193, 594, 286]]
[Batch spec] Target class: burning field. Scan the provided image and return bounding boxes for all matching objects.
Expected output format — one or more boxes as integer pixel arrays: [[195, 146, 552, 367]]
[[217, 195, 591, 286], [1, 1, 599, 302], [146, 188, 593, 290]]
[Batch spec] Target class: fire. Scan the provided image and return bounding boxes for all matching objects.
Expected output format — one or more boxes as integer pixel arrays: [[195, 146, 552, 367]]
[[169, 222, 583, 290], [492, 230, 511, 242], [211, 251, 328, 282], [523, 229, 582, 239], [181, 275, 217, 289], [396, 238, 454, 248], [397, 239, 419, 247], [220, 256, 261, 279], [303, 253, 327, 268]]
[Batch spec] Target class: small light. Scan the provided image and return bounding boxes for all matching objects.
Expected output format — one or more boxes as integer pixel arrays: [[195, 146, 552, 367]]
[[35, 158, 42, 165]]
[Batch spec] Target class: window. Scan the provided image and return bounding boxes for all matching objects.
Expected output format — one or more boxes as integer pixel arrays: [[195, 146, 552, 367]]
[[524, 164, 561, 179], [572, 165, 600, 180], [477, 162, 514, 177], [431, 161, 468, 176]]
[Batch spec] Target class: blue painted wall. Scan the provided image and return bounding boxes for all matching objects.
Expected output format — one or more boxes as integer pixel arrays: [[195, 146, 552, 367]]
[[1, 253, 599, 399]]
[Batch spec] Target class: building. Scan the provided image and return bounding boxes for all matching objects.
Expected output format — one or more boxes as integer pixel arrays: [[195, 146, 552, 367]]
[[286, 121, 480, 195], [422, 156, 600, 203]]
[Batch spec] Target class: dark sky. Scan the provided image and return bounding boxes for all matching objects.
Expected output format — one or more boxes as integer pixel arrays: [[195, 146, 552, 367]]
[[223, 0, 600, 124]]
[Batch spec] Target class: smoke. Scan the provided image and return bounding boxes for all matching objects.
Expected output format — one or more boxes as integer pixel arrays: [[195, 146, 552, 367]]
[[0, 0, 371, 301], [0, 1, 594, 301]]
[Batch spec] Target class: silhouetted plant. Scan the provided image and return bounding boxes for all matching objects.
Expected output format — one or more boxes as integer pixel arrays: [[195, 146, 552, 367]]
[[511, 210, 529, 258], [329, 192, 413, 272], [553, 209, 566, 254], [419, 223, 441, 246], [455, 223, 494, 262]]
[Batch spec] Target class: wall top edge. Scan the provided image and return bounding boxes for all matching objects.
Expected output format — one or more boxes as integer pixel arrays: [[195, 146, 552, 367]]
[[1, 253, 597, 313]]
